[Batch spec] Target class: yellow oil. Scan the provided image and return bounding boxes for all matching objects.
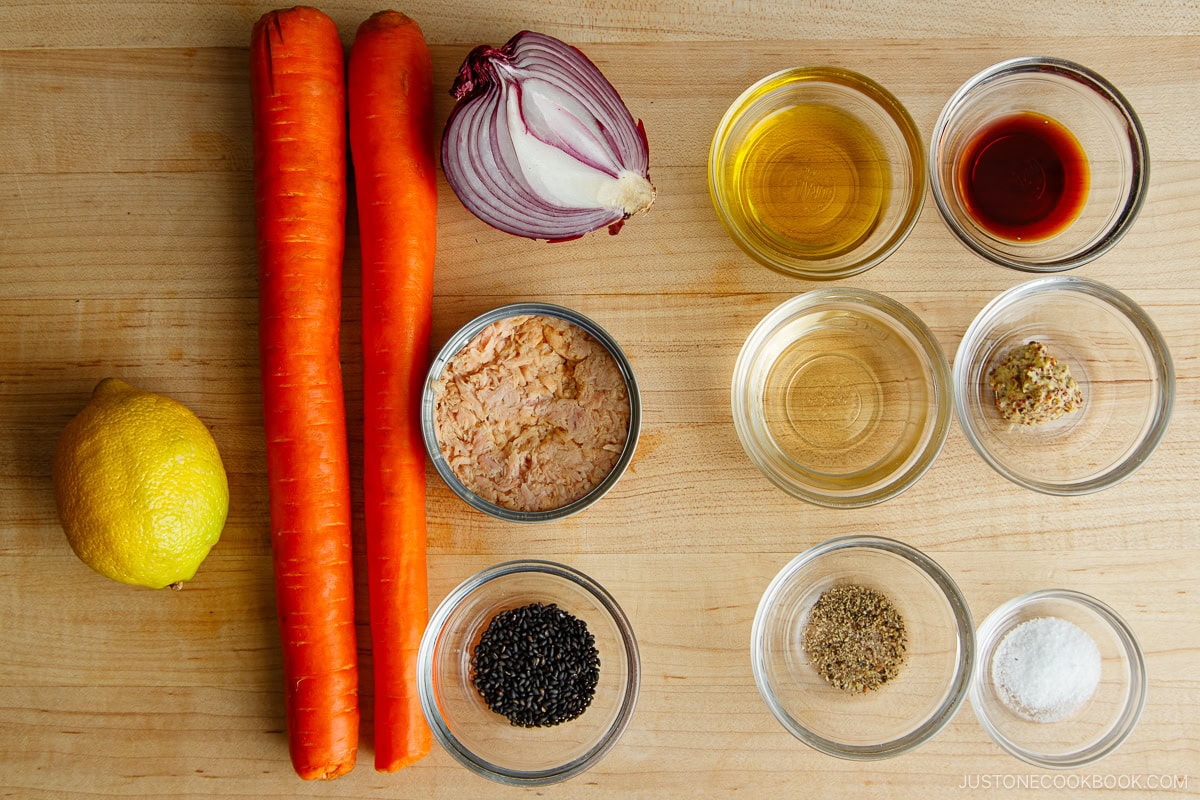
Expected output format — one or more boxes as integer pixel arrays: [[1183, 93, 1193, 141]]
[[761, 309, 928, 485], [732, 103, 889, 259]]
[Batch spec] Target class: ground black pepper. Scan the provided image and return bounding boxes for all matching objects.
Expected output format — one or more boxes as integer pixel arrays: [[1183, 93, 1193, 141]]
[[802, 584, 907, 694], [471, 602, 600, 727]]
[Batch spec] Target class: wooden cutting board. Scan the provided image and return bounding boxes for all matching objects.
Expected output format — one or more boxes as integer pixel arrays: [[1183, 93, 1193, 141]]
[[2, 15, 1197, 799]]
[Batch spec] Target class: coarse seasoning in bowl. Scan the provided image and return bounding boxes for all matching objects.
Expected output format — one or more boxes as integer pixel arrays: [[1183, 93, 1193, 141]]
[[954, 276, 1173, 495], [422, 303, 641, 522], [732, 288, 952, 508], [930, 56, 1149, 272], [751, 536, 975, 759], [971, 589, 1146, 768], [417, 560, 640, 786], [709, 66, 926, 280]]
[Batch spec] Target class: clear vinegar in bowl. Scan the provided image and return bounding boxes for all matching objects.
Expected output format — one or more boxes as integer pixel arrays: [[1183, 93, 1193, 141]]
[[760, 308, 929, 490]]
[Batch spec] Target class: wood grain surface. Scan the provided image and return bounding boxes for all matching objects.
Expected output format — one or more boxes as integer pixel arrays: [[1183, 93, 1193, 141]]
[[2, 2, 1197, 798]]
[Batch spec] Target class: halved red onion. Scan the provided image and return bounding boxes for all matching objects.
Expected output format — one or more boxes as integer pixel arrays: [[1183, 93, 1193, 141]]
[[442, 31, 655, 241]]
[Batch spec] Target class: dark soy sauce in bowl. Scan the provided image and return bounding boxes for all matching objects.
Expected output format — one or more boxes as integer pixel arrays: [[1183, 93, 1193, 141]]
[[956, 112, 1090, 242]]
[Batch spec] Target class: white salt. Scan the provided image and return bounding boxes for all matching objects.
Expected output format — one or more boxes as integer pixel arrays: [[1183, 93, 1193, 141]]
[[991, 616, 1102, 723]]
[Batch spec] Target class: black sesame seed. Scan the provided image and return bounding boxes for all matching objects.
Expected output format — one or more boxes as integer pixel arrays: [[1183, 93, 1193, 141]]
[[471, 602, 601, 727]]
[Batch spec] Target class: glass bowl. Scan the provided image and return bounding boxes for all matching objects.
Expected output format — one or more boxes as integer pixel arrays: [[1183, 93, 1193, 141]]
[[971, 589, 1146, 768], [417, 560, 641, 785], [421, 303, 641, 522], [954, 276, 1174, 494], [930, 56, 1150, 272], [709, 66, 926, 279], [731, 288, 952, 508], [751, 535, 976, 759]]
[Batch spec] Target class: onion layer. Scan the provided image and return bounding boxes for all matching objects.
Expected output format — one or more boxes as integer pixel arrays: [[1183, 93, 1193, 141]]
[[442, 31, 655, 241]]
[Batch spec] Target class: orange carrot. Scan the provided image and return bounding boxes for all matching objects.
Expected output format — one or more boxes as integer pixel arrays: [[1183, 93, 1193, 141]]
[[347, 10, 436, 773], [250, 7, 358, 781]]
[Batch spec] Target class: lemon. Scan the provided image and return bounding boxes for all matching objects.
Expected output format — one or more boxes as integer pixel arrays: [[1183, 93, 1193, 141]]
[[52, 378, 229, 589]]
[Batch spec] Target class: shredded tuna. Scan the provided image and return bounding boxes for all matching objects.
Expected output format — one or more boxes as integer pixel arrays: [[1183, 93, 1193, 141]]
[[432, 314, 631, 513]]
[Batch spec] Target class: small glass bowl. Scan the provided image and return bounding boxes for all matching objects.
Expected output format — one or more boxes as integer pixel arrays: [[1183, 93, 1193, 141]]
[[709, 66, 926, 279], [971, 589, 1146, 768], [421, 303, 641, 522], [954, 276, 1174, 495], [417, 560, 641, 785], [751, 535, 976, 759], [930, 56, 1150, 272], [732, 288, 952, 508]]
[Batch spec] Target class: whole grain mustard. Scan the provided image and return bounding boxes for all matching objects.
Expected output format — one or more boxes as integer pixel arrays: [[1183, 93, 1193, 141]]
[[988, 341, 1083, 425]]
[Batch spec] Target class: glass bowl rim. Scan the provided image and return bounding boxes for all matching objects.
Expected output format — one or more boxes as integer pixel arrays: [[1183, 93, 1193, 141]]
[[731, 287, 954, 508], [750, 534, 977, 759], [421, 302, 642, 523], [417, 558, 642, 786], [708, 65, 927, 280], [969, 587, 1148, 769], [928, 55, 1151, 273], [952, 275, 1175, 495]]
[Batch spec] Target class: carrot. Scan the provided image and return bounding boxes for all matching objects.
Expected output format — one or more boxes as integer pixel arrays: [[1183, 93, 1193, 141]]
[[347, 10, 436, 773], [250, 7, 359, 781]]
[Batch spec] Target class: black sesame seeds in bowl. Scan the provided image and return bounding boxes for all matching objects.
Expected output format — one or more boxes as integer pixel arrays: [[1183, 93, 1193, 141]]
[[417, 560, 640, 786], [473, 602, 601, 728]]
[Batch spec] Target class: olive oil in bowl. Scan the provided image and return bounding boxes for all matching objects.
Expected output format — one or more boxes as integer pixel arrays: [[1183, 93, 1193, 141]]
[[733, 103, 889, 260], [709, 67, 926, 280]]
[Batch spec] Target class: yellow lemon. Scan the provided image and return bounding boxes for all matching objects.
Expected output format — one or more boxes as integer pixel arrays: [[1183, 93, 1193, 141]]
[[52, 378, 229, 589]]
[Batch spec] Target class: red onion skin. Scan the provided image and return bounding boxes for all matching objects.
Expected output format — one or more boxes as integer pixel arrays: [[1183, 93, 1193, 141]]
[[442, 31, 654, 242], [450, 44, 507, 103]]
